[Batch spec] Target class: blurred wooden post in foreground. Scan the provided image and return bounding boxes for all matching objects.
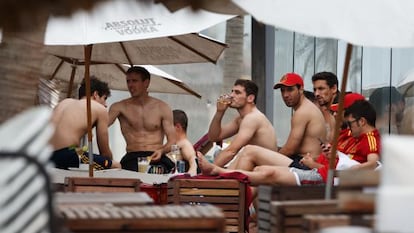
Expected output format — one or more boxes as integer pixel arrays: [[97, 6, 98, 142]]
[[0, 1, 98, 123]]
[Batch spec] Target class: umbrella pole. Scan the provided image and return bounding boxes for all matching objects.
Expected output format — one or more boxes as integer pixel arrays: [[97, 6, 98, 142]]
[[67, 62, 77, 98], [325, 43, 353, 199], [84, 44, 94, 177]]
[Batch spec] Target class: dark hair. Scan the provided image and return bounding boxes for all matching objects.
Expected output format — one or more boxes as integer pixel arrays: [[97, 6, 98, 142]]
[[303, 90, 315, 102], [78, 76, 111, 99], [234, 79, 258, 104], [369, 86, 404, 115], [311, 71, 339, 88], [126, 66, 151, 81], [345, 100, 376, 127], [173, 109, 188, 132]]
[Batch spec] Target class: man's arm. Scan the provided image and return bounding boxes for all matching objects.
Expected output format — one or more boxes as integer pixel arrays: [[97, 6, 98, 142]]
[[278, 111, 307, 156], [208, 101, 238, 142], [152, 103, 176, 161], [213, 115, 258, 167], [351, 153, 379, 170], [179, 140, 197, 176], [108, 102, 121, 126], [95, 107, 113, 160]]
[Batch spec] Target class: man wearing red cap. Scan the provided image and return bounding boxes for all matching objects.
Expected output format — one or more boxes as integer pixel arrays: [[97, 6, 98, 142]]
[[273, 73, 326, 167]]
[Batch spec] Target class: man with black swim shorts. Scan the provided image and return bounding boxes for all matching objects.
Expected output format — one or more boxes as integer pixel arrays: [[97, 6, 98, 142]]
[[109, 66, 176, 173], [49, 77, 121, 170]]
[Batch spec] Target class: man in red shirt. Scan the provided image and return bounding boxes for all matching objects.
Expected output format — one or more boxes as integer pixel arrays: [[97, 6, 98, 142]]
[[331, 93, 365, 155], [342, 100, 380, 168]]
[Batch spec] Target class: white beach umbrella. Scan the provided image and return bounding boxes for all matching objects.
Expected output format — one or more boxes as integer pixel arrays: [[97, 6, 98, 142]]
[[44, 0, 234, 176], [232, 0, 414, 48], [232, 0, 414, 200], [41, 55, 202, 98]]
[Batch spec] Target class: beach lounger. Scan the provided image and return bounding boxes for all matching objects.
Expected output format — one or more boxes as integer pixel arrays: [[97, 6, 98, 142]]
[[0, 152, 55, 233], [168, 174, 250, 233], [64, 176, 142, 193], [0, 107, 55, 233]]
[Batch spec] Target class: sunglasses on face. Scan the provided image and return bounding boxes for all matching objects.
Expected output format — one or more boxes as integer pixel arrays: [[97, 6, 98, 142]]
[[345, 118, 359, 128]]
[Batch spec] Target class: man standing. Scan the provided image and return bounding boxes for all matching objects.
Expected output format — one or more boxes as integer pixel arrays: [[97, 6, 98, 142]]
[[312, 71, 339, 142], [50, 77, 121, 170], [208, 79, 278, 167], [109, 66, 176, 173]]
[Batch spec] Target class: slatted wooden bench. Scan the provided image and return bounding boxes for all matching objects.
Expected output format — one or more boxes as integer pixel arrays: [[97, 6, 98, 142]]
[[257, 185, 336, 233], [57, 204, 226, 233], [64, 177, 141, 193], [299, 170, 379, 232], [168, 178, 248, 233], [269, 199, 341, 233]]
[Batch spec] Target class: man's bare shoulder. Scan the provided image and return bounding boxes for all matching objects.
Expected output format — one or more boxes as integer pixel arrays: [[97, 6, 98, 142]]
[[55, 98, 77, 108], [148, 96, 169, 106], [243, 108, 270, 123], [111, 98, 131, 107], [296, 99, 322, 117]]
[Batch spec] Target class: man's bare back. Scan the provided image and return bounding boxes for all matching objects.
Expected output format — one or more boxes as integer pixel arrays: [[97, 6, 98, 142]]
[[50, 98, 110, 156], [49, 77, 120, 170]]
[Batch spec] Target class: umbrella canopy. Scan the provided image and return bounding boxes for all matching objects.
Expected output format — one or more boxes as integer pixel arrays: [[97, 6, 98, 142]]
[[232, 0, 414, 48], [43, 0, 234, 177], [41, 55, 202, 98], [44, 0, 233, 65], [45, 33, 227, 65], [231, 0, 414, 198], [397, 72, 414, 97]]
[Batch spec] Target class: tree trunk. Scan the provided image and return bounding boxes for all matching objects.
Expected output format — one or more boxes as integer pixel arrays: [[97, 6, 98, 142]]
[[0, 24, 48, 123], [222, 16, 245, 122]]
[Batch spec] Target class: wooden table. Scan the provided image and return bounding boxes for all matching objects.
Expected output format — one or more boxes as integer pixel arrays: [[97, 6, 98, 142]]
[[57, 204, 226, 233], [55, 192, 154, 206], [48, 168, 172, 185]]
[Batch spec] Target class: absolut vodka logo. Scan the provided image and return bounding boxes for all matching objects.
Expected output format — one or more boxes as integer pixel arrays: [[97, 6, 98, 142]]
[[104, 18, 159, 35]]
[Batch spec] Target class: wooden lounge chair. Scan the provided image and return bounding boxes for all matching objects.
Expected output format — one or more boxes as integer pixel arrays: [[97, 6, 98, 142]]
[[269, 170, 378, 233], [0, 107, 56, 233], [64, 177, 141, 193], [257, 185, 336, 233], [168, 178, 248, 233]]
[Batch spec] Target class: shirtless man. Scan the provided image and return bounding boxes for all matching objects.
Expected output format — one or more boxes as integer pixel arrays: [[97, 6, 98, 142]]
[[109, 66, 176, 173], [172, 109, 198, 176], [224, 73, 326, 171], [208, 79, 278, 167], [312, 71, 339, 142], [50, 76, 121, 170], [197, 100, 380, 185]]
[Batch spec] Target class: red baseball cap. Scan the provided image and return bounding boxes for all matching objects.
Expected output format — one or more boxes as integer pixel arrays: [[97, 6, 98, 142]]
[[273, 73, 304, 89], [330, 93, 365, 111]]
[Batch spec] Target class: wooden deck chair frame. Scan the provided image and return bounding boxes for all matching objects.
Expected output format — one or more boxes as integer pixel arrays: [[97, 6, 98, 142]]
[[0, 152, 55, 233], [64, 177, 141, 193], [168, 178, 247, 233]]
